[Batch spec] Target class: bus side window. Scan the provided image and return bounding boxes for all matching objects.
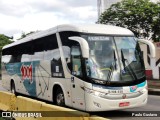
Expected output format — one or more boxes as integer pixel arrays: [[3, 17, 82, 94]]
[[62, 46, 71, 71], [71, 46, 83, 77], [21, 54, 32, 62], [32, 52, 44, 61], [43, 34, 64, 78], [9, 54, 22, 63]]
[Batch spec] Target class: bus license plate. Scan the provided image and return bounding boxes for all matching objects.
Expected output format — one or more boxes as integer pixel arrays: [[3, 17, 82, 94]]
[[108, 90, 123, 94], [119, 102, 130, 107]]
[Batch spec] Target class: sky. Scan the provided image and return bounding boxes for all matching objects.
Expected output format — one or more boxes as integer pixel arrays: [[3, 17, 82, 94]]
[[0, 0, 97, 40]]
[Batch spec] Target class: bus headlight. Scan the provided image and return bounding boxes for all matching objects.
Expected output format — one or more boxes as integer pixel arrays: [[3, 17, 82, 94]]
[[83, 87, 107, 98], [93, 79, 106, 84]]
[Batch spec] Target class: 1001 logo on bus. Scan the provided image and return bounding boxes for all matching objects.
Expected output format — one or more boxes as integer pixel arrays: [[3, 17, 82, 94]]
[[20, 64, 33, 83]]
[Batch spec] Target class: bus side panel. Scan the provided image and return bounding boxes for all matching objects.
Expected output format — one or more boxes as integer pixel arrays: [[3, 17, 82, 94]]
[[1, 62, 11, 91], [35, 60, 51, 101], [3, 61, 40, 97], [34, 60, 68, 102]]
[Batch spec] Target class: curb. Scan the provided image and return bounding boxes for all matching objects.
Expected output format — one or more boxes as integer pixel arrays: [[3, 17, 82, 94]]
[[148, 88, 160, 95], [0, 92, 109, 120], [90, 115, 110, 120]]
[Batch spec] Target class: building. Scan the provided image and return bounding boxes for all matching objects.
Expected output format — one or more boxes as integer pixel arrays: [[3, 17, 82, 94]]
[[97, 0, 122, 17]]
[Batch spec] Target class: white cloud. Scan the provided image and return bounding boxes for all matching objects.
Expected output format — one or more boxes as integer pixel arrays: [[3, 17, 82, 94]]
[[69, 6, 97, 20], [0, 0, 97, 40], [21, 12, 71, 31]]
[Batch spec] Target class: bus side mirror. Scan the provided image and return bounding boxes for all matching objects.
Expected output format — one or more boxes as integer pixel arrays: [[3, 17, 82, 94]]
[[68, 36, 89, 58], [138, 39, 156, 58]]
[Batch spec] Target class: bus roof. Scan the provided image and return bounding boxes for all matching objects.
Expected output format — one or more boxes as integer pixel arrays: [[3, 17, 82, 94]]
[[3, 24, 134, 49]]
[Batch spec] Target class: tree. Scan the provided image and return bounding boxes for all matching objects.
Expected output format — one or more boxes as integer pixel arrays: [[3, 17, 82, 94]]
[[0, 34, 12, 50], [98, 0, 160, 42], [18, 31, 38, 40], [0, 34, 13, 77]]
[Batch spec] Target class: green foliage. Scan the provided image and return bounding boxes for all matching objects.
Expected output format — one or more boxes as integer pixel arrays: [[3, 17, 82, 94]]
[[0, 34, 12, 51], [0, 34, 12, 76], [18, 31, 37, 40], [98, 0, 160, 42], [0, 34, 13, 51]]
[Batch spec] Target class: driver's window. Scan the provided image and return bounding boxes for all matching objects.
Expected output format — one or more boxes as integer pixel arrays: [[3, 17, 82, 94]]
[[71, 46, 83, 77]]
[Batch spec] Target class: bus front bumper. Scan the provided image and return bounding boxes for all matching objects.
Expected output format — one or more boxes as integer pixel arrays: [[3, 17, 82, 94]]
[[85, 89, 148, 111]]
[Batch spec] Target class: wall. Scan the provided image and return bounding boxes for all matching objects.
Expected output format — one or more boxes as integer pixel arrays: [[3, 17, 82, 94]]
[[140, 42, 160, 80]]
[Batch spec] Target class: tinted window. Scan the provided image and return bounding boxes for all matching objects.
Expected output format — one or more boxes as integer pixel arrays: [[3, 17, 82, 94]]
[[44, 49, 60, 61], [71, 46, 83, 77], [43, 34, 59, 60], [42, 34, 64, 78], [2, 34, 64, 78], [21, 54, 32, 62], [32, 52, 44, 61], [2, 40, 33, 63], [2, 55, 12, 64], [60, 31, 80, 72]]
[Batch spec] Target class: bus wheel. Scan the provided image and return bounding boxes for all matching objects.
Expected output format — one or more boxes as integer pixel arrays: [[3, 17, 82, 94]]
[[55, 88, 65, 106], [11, 81, 16, 95]]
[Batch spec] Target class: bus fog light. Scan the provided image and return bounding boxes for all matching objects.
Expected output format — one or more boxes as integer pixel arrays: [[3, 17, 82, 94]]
[[98, 92, 107, 97], [94, 91, 100, 96], [139, 88, 146, 94]]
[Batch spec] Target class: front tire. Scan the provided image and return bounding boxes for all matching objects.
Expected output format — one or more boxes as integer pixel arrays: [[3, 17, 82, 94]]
[[55, 87, 65, 106]]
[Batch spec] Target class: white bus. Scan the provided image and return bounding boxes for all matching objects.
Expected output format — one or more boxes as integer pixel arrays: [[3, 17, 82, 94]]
[[2, 24, 148, 111]]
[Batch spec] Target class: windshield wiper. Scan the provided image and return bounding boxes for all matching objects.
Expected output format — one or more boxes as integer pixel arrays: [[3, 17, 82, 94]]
[[107, 50, 117, 81], [121, 49, 137, 80]]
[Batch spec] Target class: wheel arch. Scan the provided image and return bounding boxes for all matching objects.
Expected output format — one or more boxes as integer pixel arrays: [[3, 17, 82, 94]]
[[52, 83, 66, 104]]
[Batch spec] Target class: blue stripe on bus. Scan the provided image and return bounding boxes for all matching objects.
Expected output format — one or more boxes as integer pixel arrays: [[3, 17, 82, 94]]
[[130, 81, 146, 92], [5, 61, 40, 97]]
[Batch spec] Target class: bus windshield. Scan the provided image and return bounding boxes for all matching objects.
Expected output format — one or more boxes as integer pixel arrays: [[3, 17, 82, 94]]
[[81, 35, 145, 82]]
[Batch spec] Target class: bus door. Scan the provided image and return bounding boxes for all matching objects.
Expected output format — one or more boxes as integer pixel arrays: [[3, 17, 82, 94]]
[[70, 46, 86, 110]]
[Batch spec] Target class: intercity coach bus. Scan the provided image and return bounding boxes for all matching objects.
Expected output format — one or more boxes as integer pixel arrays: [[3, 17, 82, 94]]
[[2, 24, 148, 111]]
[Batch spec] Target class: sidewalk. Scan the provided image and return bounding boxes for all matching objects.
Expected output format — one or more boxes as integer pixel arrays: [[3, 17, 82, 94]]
[[148, 79, 160, 95]]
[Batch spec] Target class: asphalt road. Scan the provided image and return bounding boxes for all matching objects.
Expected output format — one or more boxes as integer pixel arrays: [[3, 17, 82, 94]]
[[0, 80, 8, 92], [0, 80, 160, 120]]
